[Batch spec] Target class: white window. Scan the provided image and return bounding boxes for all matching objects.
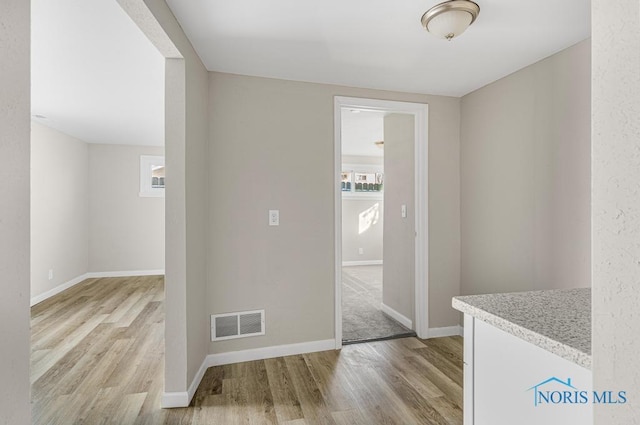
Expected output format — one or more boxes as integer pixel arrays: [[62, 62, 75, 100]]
[[341, 163, 384, 200], [139, 155, 165, 197]]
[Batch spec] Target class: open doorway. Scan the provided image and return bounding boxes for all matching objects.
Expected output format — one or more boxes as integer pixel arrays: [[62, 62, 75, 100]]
[[29, 0, 168, 421], [340, 108, 416, 344], [30, 0, 166, 300], [334, 97, 429, 348]]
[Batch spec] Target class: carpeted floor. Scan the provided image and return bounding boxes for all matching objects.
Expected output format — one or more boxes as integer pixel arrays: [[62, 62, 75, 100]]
[[342, 265, 415, 344]]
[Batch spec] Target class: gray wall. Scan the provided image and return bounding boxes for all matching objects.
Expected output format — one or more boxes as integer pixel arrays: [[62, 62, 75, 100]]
[[460, 40, 591, 296], [592, 1, 640, 422], [31, 122, 89, 299], [0, 0, 31, 422], [382, 114, 415, 322], [89, 144, 165, 273], [208, 71, 462, 354]]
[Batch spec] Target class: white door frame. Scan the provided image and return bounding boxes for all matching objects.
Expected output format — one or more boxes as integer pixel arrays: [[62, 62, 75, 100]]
[[334, 96, 429, 349]]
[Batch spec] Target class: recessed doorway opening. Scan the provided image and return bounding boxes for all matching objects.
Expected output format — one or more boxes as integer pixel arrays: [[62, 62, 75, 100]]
[[334, 97, 429, 349], [340, 108, 415, 344]]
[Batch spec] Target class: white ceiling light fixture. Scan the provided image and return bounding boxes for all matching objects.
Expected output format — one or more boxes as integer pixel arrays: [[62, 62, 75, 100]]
[[421, 0, 480, 41]]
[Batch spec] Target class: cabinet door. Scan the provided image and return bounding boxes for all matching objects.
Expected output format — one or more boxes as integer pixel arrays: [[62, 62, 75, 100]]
[[463, 315, 474, 424], [473, 319, 592, 425]]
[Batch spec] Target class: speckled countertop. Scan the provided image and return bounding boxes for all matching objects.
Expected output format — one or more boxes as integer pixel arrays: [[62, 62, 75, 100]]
[[452, 288, 591, 370]]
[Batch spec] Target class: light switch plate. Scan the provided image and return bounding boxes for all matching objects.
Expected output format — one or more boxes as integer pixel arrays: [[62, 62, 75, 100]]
[[401, 204, 407, 218]]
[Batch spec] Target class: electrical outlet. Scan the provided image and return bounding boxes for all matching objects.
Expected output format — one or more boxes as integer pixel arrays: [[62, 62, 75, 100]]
[[358, 248, 364, 255], [48, 269, 53, 280], [269, 210, 279, 226]]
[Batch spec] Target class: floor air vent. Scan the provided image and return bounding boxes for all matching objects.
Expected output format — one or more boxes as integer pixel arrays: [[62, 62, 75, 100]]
[[211, 310, 265, 341]]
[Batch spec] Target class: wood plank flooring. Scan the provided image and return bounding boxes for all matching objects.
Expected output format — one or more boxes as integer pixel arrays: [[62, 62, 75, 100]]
[[31, 276, 463, 424]]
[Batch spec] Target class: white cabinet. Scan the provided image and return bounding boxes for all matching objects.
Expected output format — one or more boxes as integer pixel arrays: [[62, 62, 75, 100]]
[[463, 315, 592, 425]]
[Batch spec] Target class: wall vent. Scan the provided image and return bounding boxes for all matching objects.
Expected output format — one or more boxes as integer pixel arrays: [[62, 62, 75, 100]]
[[211, 310, 265, 341]]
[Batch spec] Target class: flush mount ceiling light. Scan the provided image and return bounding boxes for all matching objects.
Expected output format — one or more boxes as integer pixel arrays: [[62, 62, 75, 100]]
[[421, 0, 480, 41]]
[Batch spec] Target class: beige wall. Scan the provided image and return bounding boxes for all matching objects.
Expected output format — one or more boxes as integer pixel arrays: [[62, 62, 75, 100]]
[[0, 0, 31, 422], [30, 125, 165, 299], [88, 144, 165, 273], [343, 155, 383, 166], [31, 122, 89, 299], [382, 114, 415, 322], [342, 198, 384, 263], [460, 40, 591, 296], [184, 56, 209, 392], [342, 155, 384, 263], [140, 0, 210, 395], [208, 72, 462, 353], [592, 1, 640, 422], [428, 93, 462, 329]]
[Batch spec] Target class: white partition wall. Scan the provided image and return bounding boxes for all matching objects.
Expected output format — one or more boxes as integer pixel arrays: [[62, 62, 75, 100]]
[[592, 1, 640, 423]]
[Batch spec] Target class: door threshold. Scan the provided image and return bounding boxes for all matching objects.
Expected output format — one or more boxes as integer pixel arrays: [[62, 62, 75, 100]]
[[342, 331, 417, 346]]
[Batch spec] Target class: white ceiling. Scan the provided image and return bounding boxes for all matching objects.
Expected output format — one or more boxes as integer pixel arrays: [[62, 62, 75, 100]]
[[341, 110, 385, 158], [31, 0, 165, 146], [166, 0, 590, 97], [30, 1, 590, 147]]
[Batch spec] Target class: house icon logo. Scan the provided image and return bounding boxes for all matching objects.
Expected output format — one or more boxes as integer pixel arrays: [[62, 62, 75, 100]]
[[527, 377, 627, 406], [527, 377, 578, 407]]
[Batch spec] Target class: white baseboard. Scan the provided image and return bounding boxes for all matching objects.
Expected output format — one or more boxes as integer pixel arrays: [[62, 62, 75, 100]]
[[206, 339, 335, 367], [380, 303, 413, 329], [427, 325, 463, 338], [160, 391, 190, 409], [86, 269, 165, 278], [160, 353, 210, 408], [342, 260, 383, 267], [162, 338, 335, 408], [30, 273, 89, 306], [30, 269, 166, 306]]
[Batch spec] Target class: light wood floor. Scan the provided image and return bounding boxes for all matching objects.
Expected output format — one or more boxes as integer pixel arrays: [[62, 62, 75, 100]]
[[31, 276, 463, 424]]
